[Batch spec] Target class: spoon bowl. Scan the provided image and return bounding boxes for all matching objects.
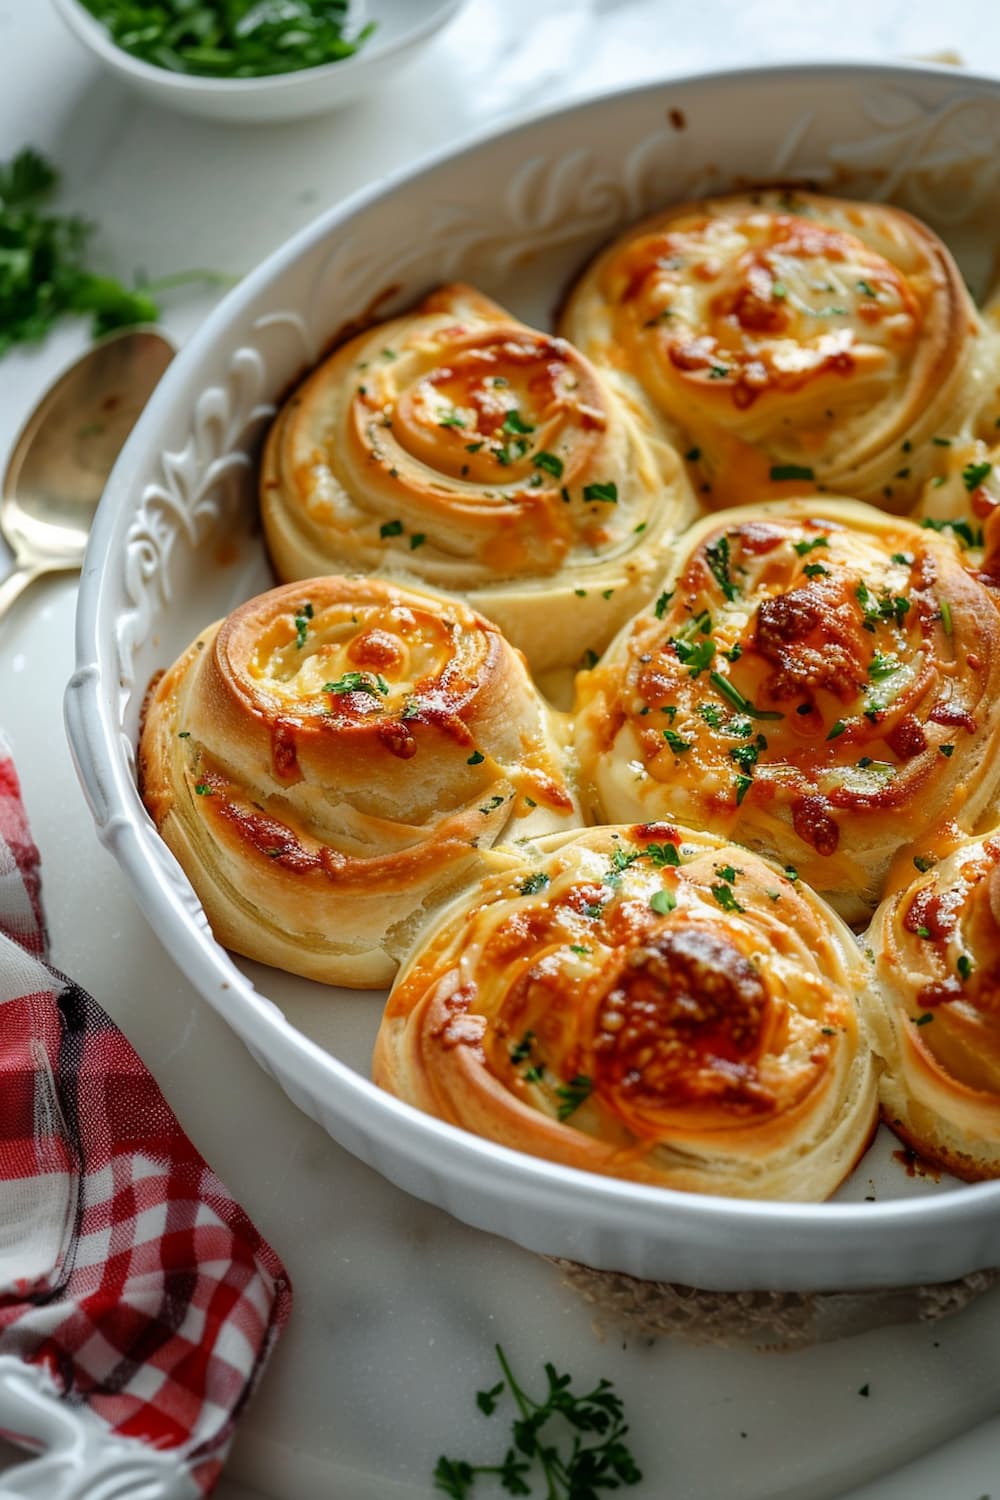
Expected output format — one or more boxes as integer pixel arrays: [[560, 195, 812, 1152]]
[[0, 326, 175, 623]]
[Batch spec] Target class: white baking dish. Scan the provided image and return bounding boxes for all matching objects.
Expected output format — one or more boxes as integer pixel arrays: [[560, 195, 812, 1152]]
[[66, 60, 1000, 1291]]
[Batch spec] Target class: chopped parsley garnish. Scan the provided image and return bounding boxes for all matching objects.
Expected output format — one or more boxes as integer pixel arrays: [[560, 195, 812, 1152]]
[[913, 855, 937, 873], [826, 720, 847, 740], [675, 638, 716, 677], [194, 783, 212, 796], [914, 1012, 934, 1026], [650, 888, 676, 915], [856, 279, 878, 297], [654, 589, 674, 619], [770, 464, 815, 482], [709, 671, 783, 721], [730, 735, 766, 773], [324, 671, 389, 697], [958, 954, 973, 981], [868, 652, 900, 681], [711, 882, 744, 912], [708, 365, 729, 379], [784, 866, 799, 882], [645, 842, 681, 867], [518, 872, 550, 896], [939, 743, 955, 757], [479, 794, 505, 815], [962, 460, 993, 492], [410, 533, 426, 550], [509, 1032, 535, 1063], [467, 750, 485, 765], [803, 563, 828, 579], [294, 603, 313, 648], [177, 729, 191, 738], [939, 599, 953, 636], [916, 925, 932, 939], [379, 518, 404, 538], [583, 481, 618, 504], [401, 699, 420, 720], [698, 703, 723, 728], [734, 774, 753, 805], [438, 411, 466, 429], [556, 1075, 593, 1121], [794, 536, 828, 556], [569, 945, 590, 957], [531, 450, 564, 478], [705, 534, 738, 600], [663, 728, 692, 754], [603, 846, 642, 887], [502, 409, 534, 435]]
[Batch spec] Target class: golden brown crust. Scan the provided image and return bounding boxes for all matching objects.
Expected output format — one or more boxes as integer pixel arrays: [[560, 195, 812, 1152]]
[[572, 499, 1000, 923], [374, 823, 878, 1200], [260, 283, 697, 674], [138, 576, 576, 988], [868, 836, 1000, 1178], [560, 190, 981, 511]]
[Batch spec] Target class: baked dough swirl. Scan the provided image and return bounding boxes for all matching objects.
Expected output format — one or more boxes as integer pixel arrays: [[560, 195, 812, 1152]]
[[573, 499, 1000, 923], [560, 190, 979, 510], [138, 576, 575, 988], [261, 283, 696, 674], [868, 834, 1000, 1179], [374, 823, 878, 1200]]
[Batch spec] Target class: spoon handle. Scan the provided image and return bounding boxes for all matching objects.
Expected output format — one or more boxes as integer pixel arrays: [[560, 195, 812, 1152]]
[[0, 565, 39, 625]]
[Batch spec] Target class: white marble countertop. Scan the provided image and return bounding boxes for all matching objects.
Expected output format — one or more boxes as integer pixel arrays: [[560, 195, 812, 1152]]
[[4, 3, 1000, 1497]]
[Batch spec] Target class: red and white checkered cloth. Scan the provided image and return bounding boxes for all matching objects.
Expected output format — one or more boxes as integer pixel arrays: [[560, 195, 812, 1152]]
[[0, 737, 292, 1493]]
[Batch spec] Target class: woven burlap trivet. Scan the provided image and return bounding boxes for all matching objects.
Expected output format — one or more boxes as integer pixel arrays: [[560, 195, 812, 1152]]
[[550, 1259, 999, 1350]]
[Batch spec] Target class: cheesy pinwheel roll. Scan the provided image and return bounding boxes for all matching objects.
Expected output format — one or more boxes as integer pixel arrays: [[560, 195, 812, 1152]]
[[868, 834, 1000, 1179], [573, 500, 1000, 924], [374, 823, 878, 1200], [261, 283, 696, 674], [138, 576, 575, 989], [560, 190, 979, 511]]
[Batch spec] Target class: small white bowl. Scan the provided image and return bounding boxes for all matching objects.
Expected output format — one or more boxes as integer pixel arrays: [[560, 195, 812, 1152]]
[[49, 0, 463, 123]]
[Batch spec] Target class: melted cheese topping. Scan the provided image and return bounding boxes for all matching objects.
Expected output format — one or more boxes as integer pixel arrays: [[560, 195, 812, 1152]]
[[573, 499, 1000, 921], [561, 190, 980, 510], [375, 824, 877, 1199]]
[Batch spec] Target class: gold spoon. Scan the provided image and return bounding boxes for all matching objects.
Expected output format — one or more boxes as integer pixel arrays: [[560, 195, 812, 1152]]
[[0, 326, 175, 623]]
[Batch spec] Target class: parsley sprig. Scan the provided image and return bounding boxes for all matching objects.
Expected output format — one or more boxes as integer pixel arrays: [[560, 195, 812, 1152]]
[[0, 147, 219, 354], [434, 1344, 642, 1499]]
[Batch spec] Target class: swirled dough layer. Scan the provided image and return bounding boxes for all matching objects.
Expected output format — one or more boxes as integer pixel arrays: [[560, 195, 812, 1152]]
[[139, 576, 576, 988], [261, 283, 697, 674], [560, 190, 983, 511], [868, 834, 1000, 1179], [374, 823, 878, 1200], [573, 499, 1000, 923]]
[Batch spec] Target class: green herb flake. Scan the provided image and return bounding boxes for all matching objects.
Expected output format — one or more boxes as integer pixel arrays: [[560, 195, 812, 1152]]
[[962, 460, 993, 492], [531, 450, 564, 478], [663, 728, 692, 754], [583, 481, 618, 504], [556, 1075, 594, 1121], [509, 1032, 535, 1064], [502, 408, 535, 435], [518, 872, 550, 896], [645, 842, 681, 867], [914, 1012, 935, 1026], [323, 671, 389, 698], [467, 749, 485, 765], [958, 954, 973, 981], [827, 720, 847, 741], [913, 855, 937, 873], [479, 794, 505, 815], [194, 783, 212, 796], [650, 888, 677, 915], [709, 670, 784, 721], [711, 882, 744, 912], [379, 518, 404, 539], [770, 464, 815, 482], [654, 589, 674, 619], [940, 743, 955, 757], [794, 536, 828, 556]]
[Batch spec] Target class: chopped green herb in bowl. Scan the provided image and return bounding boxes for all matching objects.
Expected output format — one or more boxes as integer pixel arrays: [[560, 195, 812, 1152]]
[[51, 0, 463, 122], [76, 0, 376, 78]]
